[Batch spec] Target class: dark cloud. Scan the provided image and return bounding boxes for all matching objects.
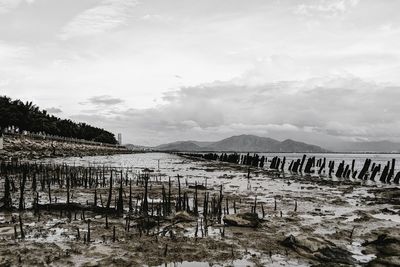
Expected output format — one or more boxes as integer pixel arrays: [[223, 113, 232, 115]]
[[87, 95, 124, 106]]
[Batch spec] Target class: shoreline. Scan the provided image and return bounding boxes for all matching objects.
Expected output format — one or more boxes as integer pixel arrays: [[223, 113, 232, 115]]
[[0, 134, 131, 160]]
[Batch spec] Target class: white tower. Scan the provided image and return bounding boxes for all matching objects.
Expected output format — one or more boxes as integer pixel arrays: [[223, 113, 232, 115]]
[[117, 133, 122, 145]]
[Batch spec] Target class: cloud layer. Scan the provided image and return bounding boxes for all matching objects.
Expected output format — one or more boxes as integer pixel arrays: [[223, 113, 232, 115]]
[[1, 0, 400, 146], [87, 95, 124, 106], [70, 75, 400, 147], [59, 0, 138, 40]]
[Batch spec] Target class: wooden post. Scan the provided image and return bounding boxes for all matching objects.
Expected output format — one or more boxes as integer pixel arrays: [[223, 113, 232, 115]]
[[19, 171, 27, 210], [299, 155, 306, 173], [177, 175, 181, 211], [142, 173, 149, 215], [94, 189, 97, 207], [281, 157, 286, 172], [380, 161, 390, 183], [19, 215, 25, 239], [393, 171, 400, 184], [387, 159, 395, 183], [116, 175, 124, 215], [106, 170, 113, 209], [358, 158, 371, 180], [87, 219, 91, 243], [129, 180, 133, 212], [164, 244, 168, 257], [67, 173, 71, 205], [14, 225, 18, 239]]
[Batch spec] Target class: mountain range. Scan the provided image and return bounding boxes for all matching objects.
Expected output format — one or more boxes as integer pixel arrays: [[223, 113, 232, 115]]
[[154, 134, 328, 153]]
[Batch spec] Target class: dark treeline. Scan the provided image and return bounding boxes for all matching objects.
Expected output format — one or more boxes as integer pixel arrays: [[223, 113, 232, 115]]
[[0, 96, 117, 144]]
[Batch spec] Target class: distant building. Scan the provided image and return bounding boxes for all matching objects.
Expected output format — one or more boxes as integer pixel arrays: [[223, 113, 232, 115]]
[[118, 133, 122, 145]]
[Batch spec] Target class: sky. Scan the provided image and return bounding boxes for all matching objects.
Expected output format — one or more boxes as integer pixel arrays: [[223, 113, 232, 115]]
[[1, 0, 400, 148]]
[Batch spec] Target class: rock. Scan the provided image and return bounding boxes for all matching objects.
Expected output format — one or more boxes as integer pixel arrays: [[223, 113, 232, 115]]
[[223, 212, 259, 227], [368, 256, 400, 267], [315, 246, 355, 265], [281, 235, 328, 252], [281, 234, 356, 265], [174, 211, 195, 222], [281, 234, 297, 248], [363, 234, 400, 256], [363, 234, 400, 266]]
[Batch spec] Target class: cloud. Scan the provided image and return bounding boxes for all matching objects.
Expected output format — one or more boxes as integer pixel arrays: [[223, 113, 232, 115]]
[[46, 107, 62, 114], [294, 0, 359, 18], [140, 14, 173, 23], [0, 0, 23, 13], [87, 95, 124, 106], [59, 0, 138, 40], [0, 0, 34, 13], [0, 41, 31, 60]]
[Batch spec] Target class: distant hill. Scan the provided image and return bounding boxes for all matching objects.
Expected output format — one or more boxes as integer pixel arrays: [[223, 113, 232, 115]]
[[279, 139, 326, 153], [155, 134, 328, 152], [205, 135, 280, 152], [155, 141, 203, 151]]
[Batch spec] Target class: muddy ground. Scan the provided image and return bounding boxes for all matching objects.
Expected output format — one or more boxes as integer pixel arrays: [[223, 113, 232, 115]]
[[0, 153, 400, 266]]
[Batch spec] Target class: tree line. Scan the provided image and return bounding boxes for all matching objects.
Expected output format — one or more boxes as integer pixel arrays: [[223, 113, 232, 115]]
[[0, 96, 117, 144]]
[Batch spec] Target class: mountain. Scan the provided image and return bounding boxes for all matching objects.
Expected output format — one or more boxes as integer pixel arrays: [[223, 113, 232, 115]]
[[155, 141, 203, 151], [155, 134, 327, 152], [279, 139, 327, 153], [190, 141, 214, 147], [205, 135, 280, 152]]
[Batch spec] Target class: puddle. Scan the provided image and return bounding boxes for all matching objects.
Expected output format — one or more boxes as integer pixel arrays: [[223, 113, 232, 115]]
[[347, 241, 376, 264]]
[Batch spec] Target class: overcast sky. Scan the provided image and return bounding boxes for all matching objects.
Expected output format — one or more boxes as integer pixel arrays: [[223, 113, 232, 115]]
[[1, 0, 400, 147]]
